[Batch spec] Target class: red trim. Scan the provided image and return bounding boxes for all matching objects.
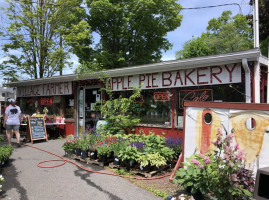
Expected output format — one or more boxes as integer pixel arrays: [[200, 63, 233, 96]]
[[134, 126, 183, 138], [171, 89, 175, 129], [201, 109, 212, 154], [251, 64, 255, 103], [184, 101, 269, 111]]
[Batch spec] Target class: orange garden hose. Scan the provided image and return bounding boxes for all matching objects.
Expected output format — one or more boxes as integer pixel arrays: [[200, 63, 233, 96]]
[[24, 144, 171, 180]]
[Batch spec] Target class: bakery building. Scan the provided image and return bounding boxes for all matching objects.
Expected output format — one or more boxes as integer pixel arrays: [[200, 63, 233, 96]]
[[7, 48, 269, 138]]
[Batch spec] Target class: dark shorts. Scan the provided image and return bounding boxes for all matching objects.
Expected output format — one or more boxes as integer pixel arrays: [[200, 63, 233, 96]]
[[6, 125, 20, 131]]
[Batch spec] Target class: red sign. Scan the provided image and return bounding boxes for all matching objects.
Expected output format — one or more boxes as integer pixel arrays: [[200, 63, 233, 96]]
[[40, 97, 53, 105], [154, 92, 171, 102]]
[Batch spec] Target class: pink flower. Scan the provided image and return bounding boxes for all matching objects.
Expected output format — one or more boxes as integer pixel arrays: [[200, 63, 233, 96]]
[[217, 128, 223, 136], [190, 158, 200, 166], [235, 149, 246, 161], [204, 158, 211, 164], [198, 164, 204, 169], [229, 161, 234, 168], [234, 143, 239, 151], [231, 173, 238, 182]]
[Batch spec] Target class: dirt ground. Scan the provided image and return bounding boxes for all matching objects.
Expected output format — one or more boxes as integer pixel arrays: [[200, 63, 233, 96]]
[[133, 172, 182, 197], [105, 166, 185, 199]]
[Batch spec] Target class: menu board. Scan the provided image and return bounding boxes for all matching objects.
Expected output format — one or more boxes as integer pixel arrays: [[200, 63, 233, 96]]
[[28, 116, 48, 143]]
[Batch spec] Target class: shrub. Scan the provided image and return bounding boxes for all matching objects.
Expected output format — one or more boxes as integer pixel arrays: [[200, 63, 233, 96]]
[[0, 145, 14, 163], [173, 129, 253, 200]]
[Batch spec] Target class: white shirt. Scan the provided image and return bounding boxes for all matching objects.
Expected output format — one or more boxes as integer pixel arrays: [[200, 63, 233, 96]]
[[5, 105, 21, 125]]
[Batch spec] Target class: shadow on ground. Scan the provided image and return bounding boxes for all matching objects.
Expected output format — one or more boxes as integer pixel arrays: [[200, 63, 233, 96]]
[[0, 158, 28, 199]]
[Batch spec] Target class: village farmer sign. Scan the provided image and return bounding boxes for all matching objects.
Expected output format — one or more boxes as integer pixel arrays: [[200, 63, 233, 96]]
[[17, 82, 72, 97], [109, 64, 241, 91]]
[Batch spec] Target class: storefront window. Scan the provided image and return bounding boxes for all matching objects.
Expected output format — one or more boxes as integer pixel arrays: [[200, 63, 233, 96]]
[[138, 90, 171, 126], [19, 95, 74, 118], [65, 95, 75, 119]]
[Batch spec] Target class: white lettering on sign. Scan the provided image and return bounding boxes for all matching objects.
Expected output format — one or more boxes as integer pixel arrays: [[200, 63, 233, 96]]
[[109, 64, 241, 91], [17, 82, 72, 97]]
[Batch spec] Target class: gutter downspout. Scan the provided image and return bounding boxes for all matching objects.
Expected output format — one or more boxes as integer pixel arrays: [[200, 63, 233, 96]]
[[242, 58, 252, 103]]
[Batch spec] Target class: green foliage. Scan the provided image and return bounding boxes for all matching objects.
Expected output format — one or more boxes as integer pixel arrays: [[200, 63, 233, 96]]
[[137, 153, 166, 168], [110, 139, 128, 156], [96, 145, 111, 156], [176, 11, 253, 59], [75, 135, 89, 150], [95, 86, 141, 135], [85, 0, 183, 69], [259, 0, 269, 57], [173, 131, 254, 200], [0, 145, 14, 162], [62, 135, 76, 152], [118, 146, 140, 162], [143, 132, 174, 162], [146, 186, 168, 199]]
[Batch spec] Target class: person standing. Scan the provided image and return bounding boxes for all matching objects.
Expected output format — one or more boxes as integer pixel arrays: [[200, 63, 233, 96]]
[[3, 99, 22, 146], [2, 98, 11, 137]]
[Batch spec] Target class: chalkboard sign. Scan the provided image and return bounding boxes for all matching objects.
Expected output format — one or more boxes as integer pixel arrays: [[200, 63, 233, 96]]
[[28, 116, 48, 143]]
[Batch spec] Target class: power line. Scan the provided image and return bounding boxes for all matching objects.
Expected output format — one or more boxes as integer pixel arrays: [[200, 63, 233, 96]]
[[12, 1, 243, 13], [182, 3, 242, 14]]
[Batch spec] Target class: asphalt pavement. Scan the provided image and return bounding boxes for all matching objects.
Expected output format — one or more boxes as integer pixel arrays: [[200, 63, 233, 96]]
[[0, 135, 162, 200]]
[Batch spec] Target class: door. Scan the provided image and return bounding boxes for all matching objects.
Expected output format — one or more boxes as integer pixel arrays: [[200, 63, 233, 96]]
[[77, 87, 101, 135]]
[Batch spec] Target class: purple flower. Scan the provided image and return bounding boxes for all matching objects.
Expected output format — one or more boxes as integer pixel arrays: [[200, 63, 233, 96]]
[[130, 142, 144, 151], [165, 137, 182, 151]]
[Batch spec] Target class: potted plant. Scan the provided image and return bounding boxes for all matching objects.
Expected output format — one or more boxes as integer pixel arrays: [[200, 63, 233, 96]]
[[137, 153, 167, 171], [75, 136, 89, 159], [55, 115, 61, 123], [45, 115, 55, 123], [118, 146, 140, 169], [88, 134, 102, 160], [110, 138, 127, 165], [62, 136, 76, 158], [97, 145, 111, 162], [0, 145, 14, 167]]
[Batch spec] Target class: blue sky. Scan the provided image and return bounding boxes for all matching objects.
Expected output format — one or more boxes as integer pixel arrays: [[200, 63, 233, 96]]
[[0, 0, 253, 76], [163, 0, 252, 60]]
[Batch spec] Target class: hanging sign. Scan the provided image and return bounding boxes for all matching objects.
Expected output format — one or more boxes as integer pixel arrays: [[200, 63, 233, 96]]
[[17, 82, 72, 97], [154, 92, 171, 102], [179, 89, 213, 108], [109, 64, 241, 91]]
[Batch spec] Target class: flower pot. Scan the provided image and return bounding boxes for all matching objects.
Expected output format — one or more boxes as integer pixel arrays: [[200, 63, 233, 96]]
[[122, 159, 136, 169], [65, 151, 74, 159], [55, 117, 61, 123], [61, 118, 65, 123], [139, 164, 151, 172], [75, 148, 82, 157], [90, 150, 98, 160], [81, 150, 89, 159], [46, 119, 53, 123], [113, 156, 121, 165], [98, 155, 107, 163]]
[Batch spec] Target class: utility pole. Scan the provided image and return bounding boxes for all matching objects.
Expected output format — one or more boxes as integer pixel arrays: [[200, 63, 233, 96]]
[[253, 0, 259, 48]]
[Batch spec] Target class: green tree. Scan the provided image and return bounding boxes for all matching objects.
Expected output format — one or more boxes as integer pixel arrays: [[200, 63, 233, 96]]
[[259, 0, 269, 56], [0, 0, 92, 82], [176, 11, 253, 59], [86, 0, 182, 69]]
